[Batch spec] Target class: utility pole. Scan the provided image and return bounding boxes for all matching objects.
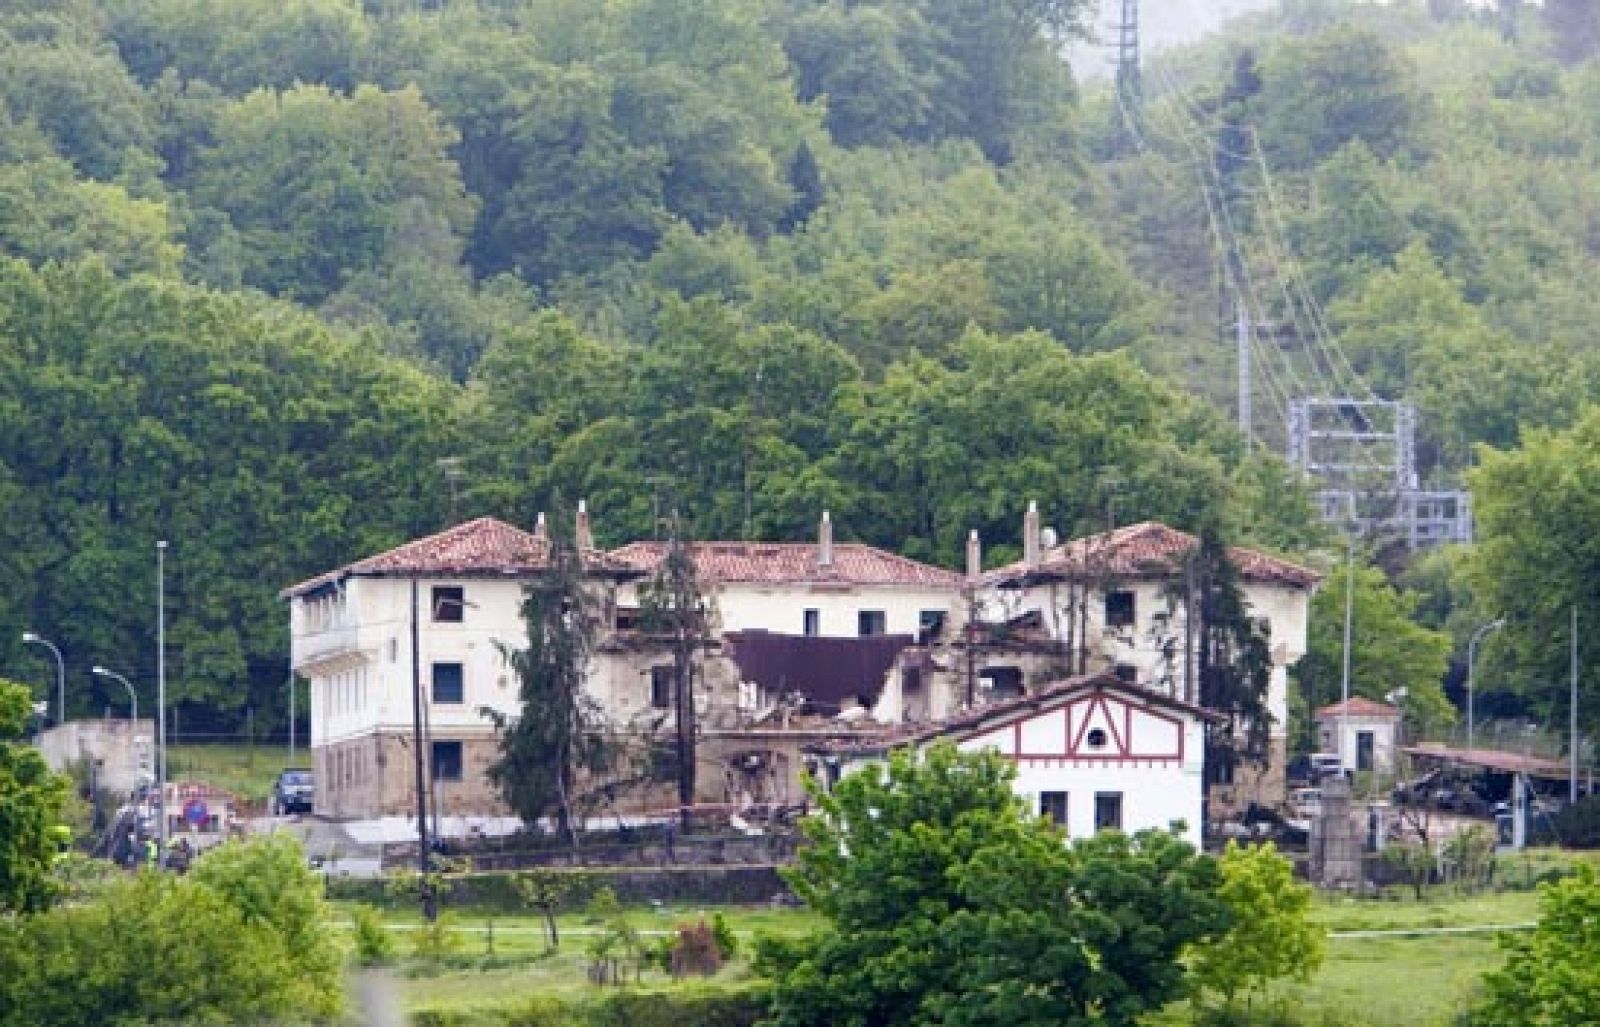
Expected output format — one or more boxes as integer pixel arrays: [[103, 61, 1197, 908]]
[[1572, 605, 1580, 804], [1237, 297, 1253, 452], [1114, 0, 1142, 149], [1339, 538, 1355, 771], [410, 578, 435, 921]]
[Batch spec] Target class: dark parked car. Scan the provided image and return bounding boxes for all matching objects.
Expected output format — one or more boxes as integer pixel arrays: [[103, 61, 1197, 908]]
[[272, 769, 314, 815]]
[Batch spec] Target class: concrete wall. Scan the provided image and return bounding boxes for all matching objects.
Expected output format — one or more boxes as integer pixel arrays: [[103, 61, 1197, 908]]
[[37, 718, 153, 795]]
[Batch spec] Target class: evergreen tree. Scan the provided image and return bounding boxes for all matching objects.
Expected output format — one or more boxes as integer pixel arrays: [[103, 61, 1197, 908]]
[[486, 507, 611, 843], [639, 514, 711, 827], [1190, 527, 1274, 786]]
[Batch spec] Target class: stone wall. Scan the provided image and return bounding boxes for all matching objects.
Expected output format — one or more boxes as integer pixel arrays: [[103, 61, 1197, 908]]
[[36, 718, 154, 795]]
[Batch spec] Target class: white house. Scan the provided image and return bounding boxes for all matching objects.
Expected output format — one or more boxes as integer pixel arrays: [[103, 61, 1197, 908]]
[[281, 512, 637, 818], [821, 672, 1214, 847], [977, 512, 1319, 809], [1314, 697, 1402, 777]]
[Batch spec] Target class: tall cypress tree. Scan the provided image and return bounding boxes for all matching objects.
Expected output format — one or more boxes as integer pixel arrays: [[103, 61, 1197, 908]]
[[486, 506, 610, 845], [1190, 526, 1274, 787], [639, 513, 711, 828]]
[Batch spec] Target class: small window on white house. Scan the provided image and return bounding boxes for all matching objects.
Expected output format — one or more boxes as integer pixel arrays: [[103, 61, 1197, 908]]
[[1086, 728, 1108, 749], [432, 662, 464, 704], [803, 609, 820, 636], [432, 586, 466, 622], [1094, 792, 1124, 832], [431, 741, 463, 782], [650, 666, 674, 709], [1105, 591, 1136, 629], [1039, 791, 1068, 826], [858, 610, 887, 637]]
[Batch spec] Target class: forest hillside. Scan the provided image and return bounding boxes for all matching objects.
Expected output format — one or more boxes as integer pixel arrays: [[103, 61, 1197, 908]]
[[1, 0, 1594, 735]]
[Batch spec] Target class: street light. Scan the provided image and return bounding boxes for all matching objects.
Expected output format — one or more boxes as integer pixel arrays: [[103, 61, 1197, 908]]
[[21, 632, 65, 727], [156, 540, 169, 864], [1467, 618, 1506, 752], [92, 666, 141, 787], [91, 667, 138, 724]]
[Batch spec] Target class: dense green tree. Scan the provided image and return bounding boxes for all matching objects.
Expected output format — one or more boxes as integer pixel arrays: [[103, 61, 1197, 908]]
[[185, 83, 475, 303], [1466, 408, 1600, 730], [0, 679, 68, 915], [487, 507, 612, 840], [1191, 526, 1275, 783], [1294, 561, 1453, 744], [761, 743, 1228, 1027], [1191, 841, 1323, 1008], [0, 836, 342, 1026], [0, 39, 154, 181], [1475, 864, 1600, 1025], [1254, 24, 1425, 171]]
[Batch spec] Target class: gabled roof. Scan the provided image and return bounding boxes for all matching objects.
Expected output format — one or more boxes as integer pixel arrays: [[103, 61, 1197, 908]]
[[282, 517, 636, 598], [608, 541, 963, 589], [986, 521, 1319, 590], [1314, 697, 1401, 720], [817, 672, 1219, 756]]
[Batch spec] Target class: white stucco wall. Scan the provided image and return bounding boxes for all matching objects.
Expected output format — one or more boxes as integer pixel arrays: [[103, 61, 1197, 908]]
[[1317, 714, 1400, 776], [293, 576, 534, 747], [614, 580, 963, 640], [978, 577, 1310, 746]]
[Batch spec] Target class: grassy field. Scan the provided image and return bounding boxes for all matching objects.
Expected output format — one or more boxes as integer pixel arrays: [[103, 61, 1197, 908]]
[[165, 743, 288, 803], [356, 882, 1562, 1025]]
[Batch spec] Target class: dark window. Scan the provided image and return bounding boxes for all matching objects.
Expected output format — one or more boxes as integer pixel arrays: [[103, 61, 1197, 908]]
[[1113, 663, 1138, 683], [650, 666, 674, 709], [615, 606, 640, 631], [1105, 591, 1136, 628], [918, 610, 946, 642], [432, 662, 464, 704], [1086, 728, 1108, 749], [1094, 792, 1123, 832], [802, 609, 820, 636], [980, 666, 1024, 699], [1040, 791, 1068, 826], [858, 610, 887, 637], [432, 586, 465, 623], [1357, 731, 1375, 772], [431, 741, 463, 782]]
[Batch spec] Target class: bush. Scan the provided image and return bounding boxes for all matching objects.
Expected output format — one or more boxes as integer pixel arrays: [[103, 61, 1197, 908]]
[[413, 911, 464, 963], [351, 903, 397, 965], [412, 986, 769, 1027], [669, 919, 723, 977], [711, 911, 739, 960]]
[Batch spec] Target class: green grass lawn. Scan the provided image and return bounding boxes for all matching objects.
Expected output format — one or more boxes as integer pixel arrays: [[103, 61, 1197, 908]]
[[165, 743, 289, 803], [355, 884, 1556, 1025]]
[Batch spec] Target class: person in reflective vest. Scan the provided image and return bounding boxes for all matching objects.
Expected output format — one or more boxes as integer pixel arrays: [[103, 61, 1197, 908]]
[[144, 838, 159, 867]]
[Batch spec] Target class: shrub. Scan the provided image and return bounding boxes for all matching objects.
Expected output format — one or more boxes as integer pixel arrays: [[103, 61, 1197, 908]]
[[669, 919, 723, 977], [711, 911, 739, 960], [351, 903, 397, 966], [413, 911, 463, 963]]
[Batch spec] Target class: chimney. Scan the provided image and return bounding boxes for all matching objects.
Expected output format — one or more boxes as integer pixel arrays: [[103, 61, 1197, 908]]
[[533, 512, 547, 540], [576, 499, 593, 550], [966, 529, 982, 581], [818, 510, 834, 567], [1023, 500, 1041, 569]]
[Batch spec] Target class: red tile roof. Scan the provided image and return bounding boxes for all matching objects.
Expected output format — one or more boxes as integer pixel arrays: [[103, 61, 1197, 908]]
[[1314, 697, 1401, 720], [608, 541, 963, 589], [986, 521, 1319, 589], [282, 517, 635, 597]]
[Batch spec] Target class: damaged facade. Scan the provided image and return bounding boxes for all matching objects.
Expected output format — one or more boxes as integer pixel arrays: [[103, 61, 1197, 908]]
[[284, 505, 1316, 822]]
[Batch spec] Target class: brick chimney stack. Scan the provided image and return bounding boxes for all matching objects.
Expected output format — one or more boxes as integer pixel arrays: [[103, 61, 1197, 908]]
[[1023, 500, 1041, 569], [576, 499, 593, 550]]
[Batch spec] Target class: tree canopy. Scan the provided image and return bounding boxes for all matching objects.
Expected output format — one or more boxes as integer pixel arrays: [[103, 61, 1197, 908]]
[[761, 743, 1229, 1027]]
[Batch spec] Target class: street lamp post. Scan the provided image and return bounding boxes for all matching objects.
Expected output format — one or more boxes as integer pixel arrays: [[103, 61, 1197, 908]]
[[1467, 618, 1505, 752], [91, 666, 141, 786], [156, 540, 169, 865], [21, 632, 65, 726], [91, 666, 138, 724]]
